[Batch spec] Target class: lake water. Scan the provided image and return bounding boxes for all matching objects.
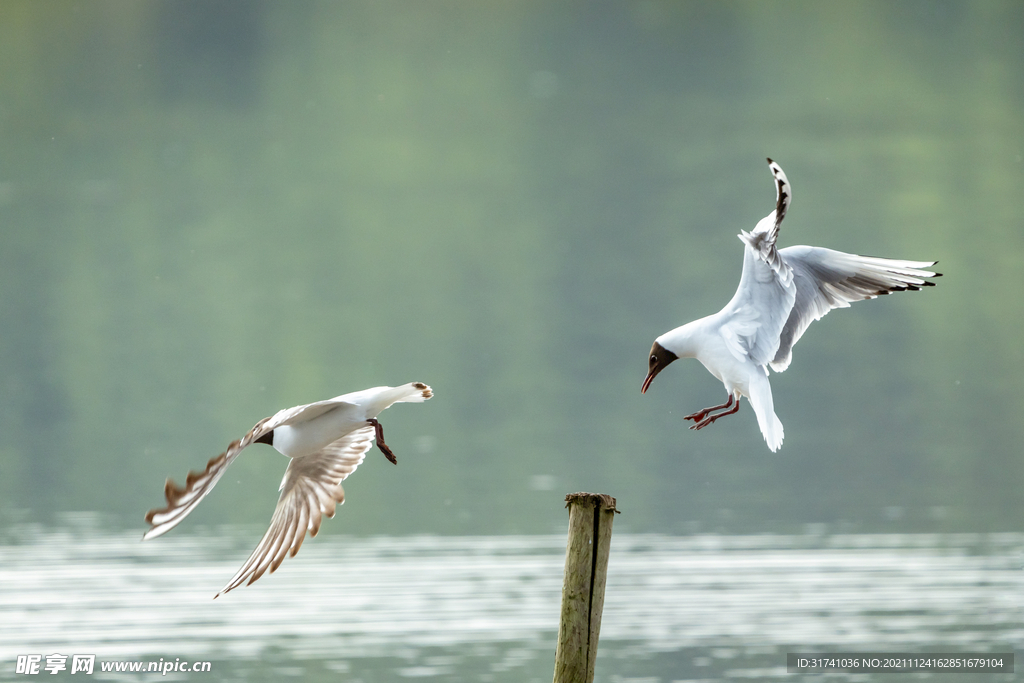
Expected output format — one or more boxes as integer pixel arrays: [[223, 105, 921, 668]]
[[1, 516, 1020, 682]]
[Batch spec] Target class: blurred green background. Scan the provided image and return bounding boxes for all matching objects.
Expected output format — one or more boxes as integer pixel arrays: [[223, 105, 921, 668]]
[[1, 0, 1021, 537]]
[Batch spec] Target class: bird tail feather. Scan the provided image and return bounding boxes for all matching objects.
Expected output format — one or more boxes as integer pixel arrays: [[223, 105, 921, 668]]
[[747, 371, 784, 452]]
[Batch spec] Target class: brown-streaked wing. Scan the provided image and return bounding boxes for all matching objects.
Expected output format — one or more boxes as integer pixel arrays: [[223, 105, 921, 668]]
[[143, 416, 274, 541], [214, 425, 375, 597]]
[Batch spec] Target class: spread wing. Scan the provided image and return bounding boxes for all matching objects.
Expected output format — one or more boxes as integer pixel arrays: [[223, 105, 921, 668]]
[[214, 425, 376, 597], [769, 247, 940, 372], [266, 397, 359, 427], [723, 159, 799, 366], [143, 415, 275, 541], [763, 157, 792, 257], [142, 398, 360, 542], [720, 247, 797, 367], [736, 159, 793, 283]]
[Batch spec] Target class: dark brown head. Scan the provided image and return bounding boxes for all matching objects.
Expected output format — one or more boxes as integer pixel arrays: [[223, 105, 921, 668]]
[[641, 341, 678, 394]]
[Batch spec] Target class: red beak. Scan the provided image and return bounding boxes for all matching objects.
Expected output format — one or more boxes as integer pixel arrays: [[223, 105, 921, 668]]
[[641, 367, 659, 394]]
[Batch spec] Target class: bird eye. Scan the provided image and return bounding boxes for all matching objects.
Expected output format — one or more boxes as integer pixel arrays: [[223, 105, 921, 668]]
[[650, 354, 657, 364]]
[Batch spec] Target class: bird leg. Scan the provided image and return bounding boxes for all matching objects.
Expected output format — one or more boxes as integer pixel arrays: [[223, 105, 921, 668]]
[[683, 395, 735, 424], [689, 395, 740, 431], [367, 418, 398, 465]]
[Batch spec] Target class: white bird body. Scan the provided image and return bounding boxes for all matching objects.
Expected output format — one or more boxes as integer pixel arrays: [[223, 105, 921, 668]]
[[143, 382, 433, 596], [643, 159, 939, 451], [271, 384, 425, 458], [656, 311, 785, 451]]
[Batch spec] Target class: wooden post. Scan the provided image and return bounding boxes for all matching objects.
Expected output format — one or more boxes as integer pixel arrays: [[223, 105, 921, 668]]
[[553, 492, 619, 683]]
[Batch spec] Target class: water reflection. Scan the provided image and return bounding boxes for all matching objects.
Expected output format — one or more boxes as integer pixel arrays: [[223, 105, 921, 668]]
[[1, 518, 1020, 681]]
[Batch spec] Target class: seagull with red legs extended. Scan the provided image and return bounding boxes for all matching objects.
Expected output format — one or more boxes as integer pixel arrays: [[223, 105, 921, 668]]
[[641, 159, 939, 451]]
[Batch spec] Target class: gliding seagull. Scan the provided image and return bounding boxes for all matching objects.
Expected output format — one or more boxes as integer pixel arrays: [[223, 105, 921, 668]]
[[143, 382, 432, 596], [641, 159, 939, 451]]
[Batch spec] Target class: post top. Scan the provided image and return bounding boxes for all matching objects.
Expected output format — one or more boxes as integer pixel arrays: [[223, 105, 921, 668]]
[[564, 492, 620, 513]]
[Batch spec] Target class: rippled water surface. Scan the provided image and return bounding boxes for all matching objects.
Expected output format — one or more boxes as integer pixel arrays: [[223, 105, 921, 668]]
[[1, 521, 1021, 682]]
